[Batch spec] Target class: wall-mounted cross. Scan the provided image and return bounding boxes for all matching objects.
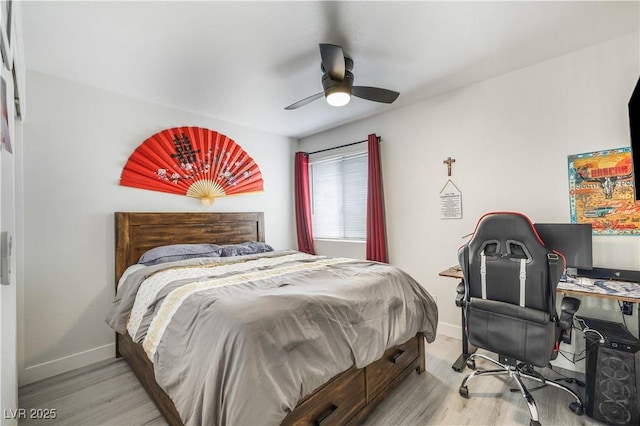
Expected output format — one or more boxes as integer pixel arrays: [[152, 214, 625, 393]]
[[443, 157, 456, 176]]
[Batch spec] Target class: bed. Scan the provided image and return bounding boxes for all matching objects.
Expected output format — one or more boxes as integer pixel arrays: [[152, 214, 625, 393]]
[[107, 212, 438, 425]]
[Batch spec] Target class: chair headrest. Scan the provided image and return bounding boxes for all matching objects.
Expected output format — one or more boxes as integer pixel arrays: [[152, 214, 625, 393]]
[[468, 212, 544, 247]]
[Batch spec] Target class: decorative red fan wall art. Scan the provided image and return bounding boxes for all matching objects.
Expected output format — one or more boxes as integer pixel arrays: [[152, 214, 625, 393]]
[[120, 127, 263, 205]]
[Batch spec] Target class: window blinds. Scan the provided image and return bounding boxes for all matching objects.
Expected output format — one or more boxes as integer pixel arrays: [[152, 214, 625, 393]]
[[310, 153, 367, 240]]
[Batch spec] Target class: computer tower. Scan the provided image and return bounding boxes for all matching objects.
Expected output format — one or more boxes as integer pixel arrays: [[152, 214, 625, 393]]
[[581, 317, 640, 425]]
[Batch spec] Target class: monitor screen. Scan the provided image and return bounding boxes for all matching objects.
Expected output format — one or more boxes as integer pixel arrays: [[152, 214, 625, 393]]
[[533, 223, 593, 271]]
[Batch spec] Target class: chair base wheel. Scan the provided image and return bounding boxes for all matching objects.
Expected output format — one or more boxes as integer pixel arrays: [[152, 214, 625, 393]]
[[459, 385, 469, 398], [569, 401, 584, 416], [529, 420, 541, 426], [466, 358, 476, 370]]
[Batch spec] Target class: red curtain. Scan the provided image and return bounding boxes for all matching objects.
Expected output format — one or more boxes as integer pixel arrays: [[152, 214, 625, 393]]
[[366, 134, 388, 263], [294, 152, 315, 254]]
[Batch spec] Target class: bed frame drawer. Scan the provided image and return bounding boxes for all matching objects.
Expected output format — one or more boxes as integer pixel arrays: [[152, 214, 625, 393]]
[[366, 337, 420, 401], [282, 367, 365, 426]]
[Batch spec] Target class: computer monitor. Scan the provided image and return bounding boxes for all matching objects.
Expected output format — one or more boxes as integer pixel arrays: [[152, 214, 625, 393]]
[[533, 223, 593, 273]]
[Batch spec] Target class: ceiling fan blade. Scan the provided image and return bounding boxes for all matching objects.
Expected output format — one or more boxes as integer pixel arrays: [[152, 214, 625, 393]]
[[284, 92, 324, 110], [319, 43, 345, 80], [352, 86, 400, 104]]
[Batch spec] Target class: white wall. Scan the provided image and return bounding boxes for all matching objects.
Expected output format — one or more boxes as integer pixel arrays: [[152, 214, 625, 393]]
[[18, 71, 297, 385], [300, 34, 640, 354]]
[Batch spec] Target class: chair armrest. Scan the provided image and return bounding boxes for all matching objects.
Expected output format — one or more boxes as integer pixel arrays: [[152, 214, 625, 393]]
[[559, 296, 581, 343], [455, 281, 465, 307]]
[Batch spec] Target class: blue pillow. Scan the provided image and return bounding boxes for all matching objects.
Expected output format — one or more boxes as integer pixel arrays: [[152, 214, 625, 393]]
[[138, 243, 223, 265], [220, 241, 274, 257]]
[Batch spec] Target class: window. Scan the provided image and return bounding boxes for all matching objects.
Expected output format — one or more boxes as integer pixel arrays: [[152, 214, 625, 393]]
[[310, 152, 367, 240]]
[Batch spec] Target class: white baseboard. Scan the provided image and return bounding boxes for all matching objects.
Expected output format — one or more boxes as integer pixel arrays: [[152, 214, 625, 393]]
[[437, 321, 462, 340], [19, 343, 115, 386]]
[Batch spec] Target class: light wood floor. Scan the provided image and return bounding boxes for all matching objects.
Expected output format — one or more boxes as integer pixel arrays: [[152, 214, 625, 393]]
[[18, 334, 603, 425]]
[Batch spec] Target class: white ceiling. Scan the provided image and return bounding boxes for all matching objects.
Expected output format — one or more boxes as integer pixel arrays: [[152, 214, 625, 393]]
[[21, 1, 640, 139]]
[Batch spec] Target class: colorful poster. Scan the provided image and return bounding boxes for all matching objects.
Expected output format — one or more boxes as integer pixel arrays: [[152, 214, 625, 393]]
[[568, 147, 640, 235]]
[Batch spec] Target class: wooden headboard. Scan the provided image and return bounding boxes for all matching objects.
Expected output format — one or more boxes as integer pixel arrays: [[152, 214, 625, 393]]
[[114, 212, 265, 287]]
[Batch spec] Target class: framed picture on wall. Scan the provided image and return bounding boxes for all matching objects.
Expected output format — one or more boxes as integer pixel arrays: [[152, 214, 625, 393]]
[[0, 0, 11, 69]]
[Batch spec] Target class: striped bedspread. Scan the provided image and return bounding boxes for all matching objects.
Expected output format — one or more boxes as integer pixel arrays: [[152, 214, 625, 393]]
[[106, 250, 438, 425]]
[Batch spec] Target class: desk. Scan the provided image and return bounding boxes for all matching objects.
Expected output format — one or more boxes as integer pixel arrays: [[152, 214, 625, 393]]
[[557, 276, 640, 304], [439, 266, 640, 372]]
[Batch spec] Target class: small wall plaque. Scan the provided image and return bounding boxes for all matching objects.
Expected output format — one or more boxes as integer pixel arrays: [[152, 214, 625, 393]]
[[439, 179, 462, 219]]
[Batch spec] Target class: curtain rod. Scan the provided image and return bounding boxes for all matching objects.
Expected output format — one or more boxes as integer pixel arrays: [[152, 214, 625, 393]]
[[306, 136, 381, 156]]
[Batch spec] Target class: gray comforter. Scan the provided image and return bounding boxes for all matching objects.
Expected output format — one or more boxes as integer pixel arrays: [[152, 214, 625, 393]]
[[106, 250, 438, 425]]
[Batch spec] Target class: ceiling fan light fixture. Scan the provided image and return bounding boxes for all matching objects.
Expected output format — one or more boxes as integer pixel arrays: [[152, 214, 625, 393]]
[[325, 87, 351, 107], [284, 43, 399, 110]]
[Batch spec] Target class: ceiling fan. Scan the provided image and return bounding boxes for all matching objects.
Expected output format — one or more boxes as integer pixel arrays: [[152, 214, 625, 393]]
[[285, 43, 400, 110]]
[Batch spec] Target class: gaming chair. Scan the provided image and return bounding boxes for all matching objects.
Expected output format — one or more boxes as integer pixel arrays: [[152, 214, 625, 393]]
[[457, 212, 584, 426]]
